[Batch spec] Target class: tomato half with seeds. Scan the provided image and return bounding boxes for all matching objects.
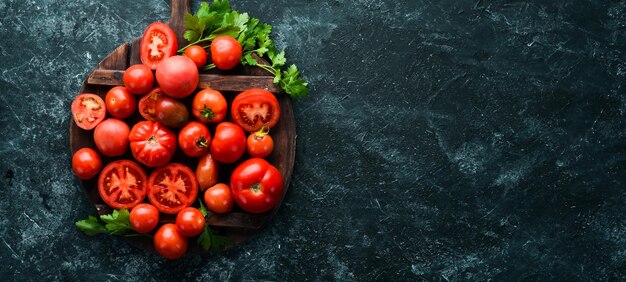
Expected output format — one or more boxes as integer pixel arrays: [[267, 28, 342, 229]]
[[97, 160, 148, 210], [231, 89, 280, 132], [129, 121, 177, 168], [138, 88, 163, 121], [178, 121, 211, 157], [192, 88, 227, 124], [140, 22, 178, 70], [148, 163, 198, 214], [230, 158, 283, 213], [71, 94, 106, 130]]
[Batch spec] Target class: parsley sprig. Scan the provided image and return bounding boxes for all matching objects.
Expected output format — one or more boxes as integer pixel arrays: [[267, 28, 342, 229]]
[[75, 209, 143, 237], [197, 199, 234, 253]]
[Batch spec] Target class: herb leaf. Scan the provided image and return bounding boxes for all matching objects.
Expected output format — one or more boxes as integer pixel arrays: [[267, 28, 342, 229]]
[[76, 209, 134, 237], [75, 215, 108, 236]]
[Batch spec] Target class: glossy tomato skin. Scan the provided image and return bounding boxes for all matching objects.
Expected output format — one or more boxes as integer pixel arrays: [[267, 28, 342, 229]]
[[155, 97, 189, 128], [184, 45, 207, 68], [138, 88, 163, 121], [231, 88, 280, 132], [154, 223, 188, 260], [210, 122, 246, 164], [123, 64, 154, 95], [231, 158, 283, 214], [192, 89, 227, 124], [105, 86, 136, 119], [156, 56, 199, 98], [93, 118, 130, 157], [71, 148, 102, 180], [140, 22, 178, 70], [71, 94, 106, 130], [130, 203, 159, 234], [196, 153, 219, 191], [204, 183, 233, 214], [129, 121, 176, 168], [98, 160, 148, 210], [210, 36, 242, 70], [247, 132, 274, 158], [148, 163, 198, 214], [175, 207, 205, 237], [178, 121, 211, 157]]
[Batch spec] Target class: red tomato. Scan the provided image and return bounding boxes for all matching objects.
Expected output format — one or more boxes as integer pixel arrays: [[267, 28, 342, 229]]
[[71, 94, 106, 130], [129, 121, 176, 168], [204, 183, 233, 214], [129, 203, 159, 234], [210, 122, 246, 164], [138, 88, 163, 121], [93, 118, 130, 157], [140, 22, 178, 70], [123, 64, 154, 95], [231, 89, 280, 132], [178, 121, 211, 157], [155, 56, 199, 98], [247, 129, 274, 158], [231, 158, 283, 214], [97, 160, 148, 210], [155, 97, 189, 128], [196, 153, 219, 191], [148, 163, 198, 214], [154, 223, 188, 260], [175, 207, 205, 237], [105, 86, 136, 119], [184, 45, 207, 68], [210, 36, 242, 70], [71, 148, 102, 180], [191, 89, 227, 124]]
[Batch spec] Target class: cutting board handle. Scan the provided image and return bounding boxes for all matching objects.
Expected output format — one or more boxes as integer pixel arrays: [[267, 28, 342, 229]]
[[169, 0, 192, 45]]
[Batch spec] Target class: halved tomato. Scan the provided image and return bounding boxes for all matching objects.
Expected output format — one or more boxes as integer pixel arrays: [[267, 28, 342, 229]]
[[71, 94, 106, 130], [148, 163, 198, 214], [98, 160, 148, 210], [231, 89, 280, 132], [138, 88, 163, 121], [140, 22, 178, 70]]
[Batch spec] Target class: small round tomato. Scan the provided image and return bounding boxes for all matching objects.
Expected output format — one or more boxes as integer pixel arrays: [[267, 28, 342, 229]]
[[130, 203, 159, 234], [184, 45, 207, 68], [204, 183, 233, 214], [123, 64, 154, 95], [231, 88, 280, 132], [93, 118, 130, 157], [155, 97, 189, 128], [247, 128, 274, 158], [71, 148, 102, 180], [154, 223, 188, 260], [210, 36, 242, 70], [175, 207, 205, 237], [210, 122, 246, 164], [155, 55, 199, 98], [196, 153, 219, 191], [105, 86, 136, 119], [129, 121, 177, 167], [71, 94, 106, 130], [178, 121, 211, 157], [192, 89, 227, 124], [98, 160, 148, 210], [140, 22, 178, 70], [231, 158, 283, 214], [138, 88, 163, 121], [148, 163, 198, 214]]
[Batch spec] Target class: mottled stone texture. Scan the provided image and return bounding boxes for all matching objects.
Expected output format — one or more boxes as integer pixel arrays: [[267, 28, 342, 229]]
[[1, 0, 626, 280]]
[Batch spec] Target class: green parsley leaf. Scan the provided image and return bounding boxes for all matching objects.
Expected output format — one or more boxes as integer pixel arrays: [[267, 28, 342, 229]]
[[208, 26, 240, 40], [242, 53, 258, 66], [197, 225, 235, 254], [184, 30, 200, 43], [270, 51, 286, 69], [222, 11, 249, 34], [75, 215, 107, 236], [198, 199, 208, 217], [280, 65, 309, 98], [100, 209, 132, 236]]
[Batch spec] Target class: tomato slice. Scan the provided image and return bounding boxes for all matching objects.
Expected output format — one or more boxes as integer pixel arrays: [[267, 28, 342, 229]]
[[140, 22, 178, 70], [138, 88, 163, 121], [98, 160, 148, 210], [148, 163, 198, 214], [71, 94, 106, 130], [231, 89, 281, 132]]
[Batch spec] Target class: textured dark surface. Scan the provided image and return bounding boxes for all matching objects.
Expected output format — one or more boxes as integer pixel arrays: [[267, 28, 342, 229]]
[[1, 0, 626, 280]]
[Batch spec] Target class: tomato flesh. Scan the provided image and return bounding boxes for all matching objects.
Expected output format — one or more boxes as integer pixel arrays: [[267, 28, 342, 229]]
[[138, 88, 163, 121], [98, 160, 148, 210], [148, 163, 198, 214], [71, 94, 106, 130], [140, 22, 178, 70], [231, 89, 280, 132]]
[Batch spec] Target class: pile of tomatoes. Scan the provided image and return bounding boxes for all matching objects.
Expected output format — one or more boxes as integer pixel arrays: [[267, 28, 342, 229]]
[[71, 22, 283, 259]]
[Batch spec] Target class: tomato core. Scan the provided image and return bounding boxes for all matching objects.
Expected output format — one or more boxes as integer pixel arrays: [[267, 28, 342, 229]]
[[148, 32, 167, 60], [250, 183, 262, 194]]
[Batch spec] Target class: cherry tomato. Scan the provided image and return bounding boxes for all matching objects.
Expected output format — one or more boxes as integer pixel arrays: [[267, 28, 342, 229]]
[[71, 148, 102, 180], [123, 64, 154, 95], [191, 88, 227, 124], [154, 223, 188, 260], [210, 36, 242, 70], [196, 153, 219, 191], [140, 22, 178, 70], [98, 160, 148, 210], [204, 183, 233, 214], [155, 55, 199, 98], [184, 45, 207, 68], [148, 163, 198, 214], [231, 88, 280, 132], [93, 118, 130, 157], [71, 94, 106, 130], [175, 207, 205, 237], [210, 122, 246, 164], [231, 158, 283, 214], [129, 203, 159, 234], [105, 86, 136, 119], [138, 87, 163, 121], [129, 121, 177, 167], [247, 129, 274, 158], [155, 97, 189, 128], [178, 121, 211, 157]]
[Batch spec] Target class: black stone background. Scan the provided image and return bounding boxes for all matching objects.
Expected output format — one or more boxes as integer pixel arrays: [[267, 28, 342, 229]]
[[1, 0, 626, 280]]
